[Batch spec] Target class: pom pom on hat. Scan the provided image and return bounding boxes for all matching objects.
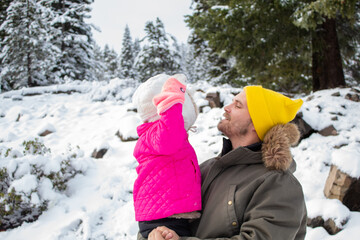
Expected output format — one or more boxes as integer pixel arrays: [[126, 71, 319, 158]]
[[244, 86, 303, 141]]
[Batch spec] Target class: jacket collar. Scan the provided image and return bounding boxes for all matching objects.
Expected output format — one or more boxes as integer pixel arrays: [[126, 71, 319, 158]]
[[201, 123, 300, 198], [220, 138, 262, 157], [219, 123, 301, 172], [218, 139, 263, 168]]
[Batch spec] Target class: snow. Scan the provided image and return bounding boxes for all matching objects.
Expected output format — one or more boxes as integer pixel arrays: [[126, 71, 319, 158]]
[[38, 178, 58, 201], [10, 174, 38, 195], [118, 113, 141, 140], [0, 81, 360, 239], [306, 199, 350, 227], [211, 5, 229, 11], [36, 122, 57, 136], [332, 143, 360, 178]]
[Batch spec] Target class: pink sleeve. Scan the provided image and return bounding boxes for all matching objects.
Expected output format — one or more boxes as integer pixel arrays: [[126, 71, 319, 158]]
[[146, 103, 187, 155]]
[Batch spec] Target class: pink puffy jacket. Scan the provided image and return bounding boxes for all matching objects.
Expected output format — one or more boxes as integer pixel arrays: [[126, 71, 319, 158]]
[[133, 103, 202, 221]]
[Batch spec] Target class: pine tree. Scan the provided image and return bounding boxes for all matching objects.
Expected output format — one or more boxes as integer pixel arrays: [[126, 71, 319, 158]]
[[0, 0, 12, 51], [43, 0, 96, 82], [168, 34, 182, 75], [135, 18, 181, 82], [189, 34, 244, 85], [120, 25, 135, 79], [336, 2, 360, 84], [103, 44, 120, 80], [131, 38, 141, 79], [0, 0, 13, 92], [183, 36, 216, 83], [93, 43, 106, 81], [133, 38, 141, 59], [292, 0, 357, 90], [186, 1, 311, 92], [0, 0, 58, 90], [186, 0, 358, 92]]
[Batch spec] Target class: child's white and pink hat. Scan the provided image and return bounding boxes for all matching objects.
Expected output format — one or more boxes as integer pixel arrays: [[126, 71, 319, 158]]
[[132, 73, 198, 131]]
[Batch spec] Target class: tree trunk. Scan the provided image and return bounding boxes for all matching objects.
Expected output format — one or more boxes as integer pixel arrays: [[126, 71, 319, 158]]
[[26, 0, 33, 87], [311, 17, 345, 91], [27, 51, 33, 87]]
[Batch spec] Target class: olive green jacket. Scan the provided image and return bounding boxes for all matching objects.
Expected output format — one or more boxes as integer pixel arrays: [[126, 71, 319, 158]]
[[138, 123, 307, 240]]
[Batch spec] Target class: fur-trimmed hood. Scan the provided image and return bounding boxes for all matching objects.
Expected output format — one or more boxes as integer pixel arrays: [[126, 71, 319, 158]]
[[261, 123, 300, 171]]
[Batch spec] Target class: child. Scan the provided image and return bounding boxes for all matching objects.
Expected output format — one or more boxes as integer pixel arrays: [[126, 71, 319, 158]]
[[132, 73, 202, 238]]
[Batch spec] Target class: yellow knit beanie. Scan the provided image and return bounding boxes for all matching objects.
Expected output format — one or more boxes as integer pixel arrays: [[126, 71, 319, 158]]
[[244, 86, 303, 141]]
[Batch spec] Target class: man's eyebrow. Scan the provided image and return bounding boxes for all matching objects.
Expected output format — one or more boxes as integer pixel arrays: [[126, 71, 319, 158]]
[[234, 99, 244, 106]]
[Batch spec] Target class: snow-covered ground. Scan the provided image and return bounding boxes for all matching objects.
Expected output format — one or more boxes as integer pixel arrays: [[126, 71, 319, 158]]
[[0, 79, 359, 240]]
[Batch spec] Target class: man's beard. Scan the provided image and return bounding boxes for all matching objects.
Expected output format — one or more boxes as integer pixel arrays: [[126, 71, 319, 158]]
[[217, 117, 251, 138]]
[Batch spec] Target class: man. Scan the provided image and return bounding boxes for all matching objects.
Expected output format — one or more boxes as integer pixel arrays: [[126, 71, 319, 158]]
[[142, 85, 307, 240]]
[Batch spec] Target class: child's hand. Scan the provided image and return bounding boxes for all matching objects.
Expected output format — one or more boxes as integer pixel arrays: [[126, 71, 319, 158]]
[[148, 228, 166, 240], [148, 226, 180, 240], [153, 74, 187, 114]]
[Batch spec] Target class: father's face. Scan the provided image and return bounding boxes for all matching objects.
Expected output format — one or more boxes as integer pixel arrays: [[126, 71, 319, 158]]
[[217, 91, 253, 138]]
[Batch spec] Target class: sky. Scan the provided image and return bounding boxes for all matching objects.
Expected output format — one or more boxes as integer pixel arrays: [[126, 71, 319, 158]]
[[89, 0, 194, 53], [1, 80, 360, 239]]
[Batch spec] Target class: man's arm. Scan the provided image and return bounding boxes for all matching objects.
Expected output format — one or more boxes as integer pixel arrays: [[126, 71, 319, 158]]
[[138, 172, 306, 240], [236, 172, 307, 240]]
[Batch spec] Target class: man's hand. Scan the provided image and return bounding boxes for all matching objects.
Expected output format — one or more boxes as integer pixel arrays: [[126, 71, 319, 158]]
[[148, 226, 180, 240]]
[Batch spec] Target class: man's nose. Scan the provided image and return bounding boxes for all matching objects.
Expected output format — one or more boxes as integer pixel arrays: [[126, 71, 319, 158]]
[[224, 103, 232, 112]]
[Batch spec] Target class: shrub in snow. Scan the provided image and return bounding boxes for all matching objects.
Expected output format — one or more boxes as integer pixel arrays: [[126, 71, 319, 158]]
[[22, 138, 51, 155], [0, 139, 88, 230], [89, 78, 137, 103], [0, 169, 45, 231]]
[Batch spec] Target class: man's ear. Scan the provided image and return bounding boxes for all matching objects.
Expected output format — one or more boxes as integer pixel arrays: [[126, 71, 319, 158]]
[[249, 122, 260, 141], [249, 121, 256, 132]]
